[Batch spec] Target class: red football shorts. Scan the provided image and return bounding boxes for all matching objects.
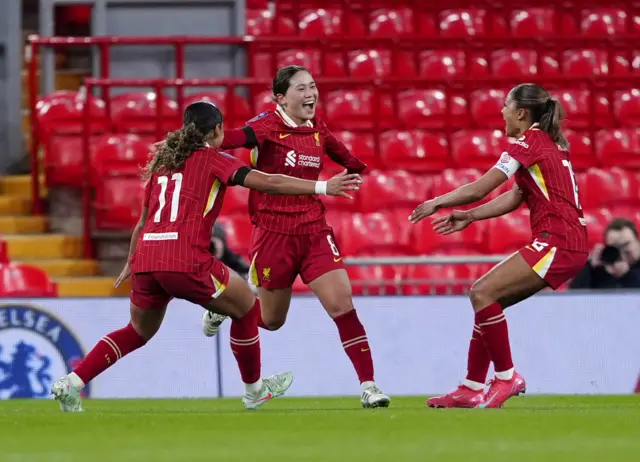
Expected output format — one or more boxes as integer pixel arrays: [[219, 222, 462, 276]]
[[249, 227, 345, 290], [519, 239, 588, 289], [131, 257, 230, 310]]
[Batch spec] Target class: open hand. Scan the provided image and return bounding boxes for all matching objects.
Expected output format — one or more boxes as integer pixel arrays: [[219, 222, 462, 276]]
[[114, 262, 131, 288], [409, 200, 439, 224], [327, 169, 363, 199], [432, 210, 474, 235]]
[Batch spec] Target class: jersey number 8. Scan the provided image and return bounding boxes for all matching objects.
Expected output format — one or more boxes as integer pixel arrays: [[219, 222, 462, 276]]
[[154, 173, 183, 223]]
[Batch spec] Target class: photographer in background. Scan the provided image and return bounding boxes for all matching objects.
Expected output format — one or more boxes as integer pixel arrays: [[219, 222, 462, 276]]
[[570, 218, 640, 289], [209, 222, 250, 281]]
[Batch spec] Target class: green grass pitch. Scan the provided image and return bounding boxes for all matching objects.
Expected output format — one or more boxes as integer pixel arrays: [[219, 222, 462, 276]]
[[2, 395, 639, 462]]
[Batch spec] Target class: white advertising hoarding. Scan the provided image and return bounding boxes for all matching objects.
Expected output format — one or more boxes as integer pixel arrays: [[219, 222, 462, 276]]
[[0, 294, 638, 399]]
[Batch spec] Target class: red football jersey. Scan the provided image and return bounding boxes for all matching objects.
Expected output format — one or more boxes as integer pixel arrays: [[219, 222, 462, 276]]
[[131, 148, 247, 273], [223, 107, 366, 234], [504, 124, 588, 253]]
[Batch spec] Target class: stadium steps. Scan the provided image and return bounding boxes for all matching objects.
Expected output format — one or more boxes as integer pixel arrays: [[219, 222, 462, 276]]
[[0, 175, 124, 296]]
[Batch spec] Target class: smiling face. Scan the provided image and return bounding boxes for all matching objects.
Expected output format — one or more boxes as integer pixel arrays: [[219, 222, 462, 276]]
[[275, 70, 319, 125]]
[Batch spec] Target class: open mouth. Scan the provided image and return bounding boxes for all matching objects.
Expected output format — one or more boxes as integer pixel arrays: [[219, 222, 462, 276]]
[[302, 100, 315, 110]]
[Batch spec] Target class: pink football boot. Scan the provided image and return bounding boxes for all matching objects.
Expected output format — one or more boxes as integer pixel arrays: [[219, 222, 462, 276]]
[[477, 371, 526, 408], [427, 385, 485, 408]]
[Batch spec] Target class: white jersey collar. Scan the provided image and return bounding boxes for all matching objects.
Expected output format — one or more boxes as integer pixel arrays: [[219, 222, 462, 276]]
[[276, 104, 313, 128]]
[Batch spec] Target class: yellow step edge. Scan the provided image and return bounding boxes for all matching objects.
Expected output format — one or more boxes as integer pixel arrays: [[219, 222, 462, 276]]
[[0, 216, 47, 234], [16, 259, 99, 277], [55, 277, 131, 297], [0, 196, 32, 215], [4, 234, 83, 259], [0, 175, 47, 198]]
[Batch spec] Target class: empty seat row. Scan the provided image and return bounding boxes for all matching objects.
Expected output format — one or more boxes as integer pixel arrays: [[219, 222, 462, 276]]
[[0, 263, 57, 297], [248, 7, 640, 38], [252, 48, 640, 79]]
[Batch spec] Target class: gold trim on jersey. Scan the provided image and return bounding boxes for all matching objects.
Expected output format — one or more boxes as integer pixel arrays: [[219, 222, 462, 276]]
[[250, 147, 259, 167], [210, 274, 227, 299], [532, 247, 557, 279], [203, 179, 221, 217], [527, 163, 550, 201], [249, 255, 260, 287]]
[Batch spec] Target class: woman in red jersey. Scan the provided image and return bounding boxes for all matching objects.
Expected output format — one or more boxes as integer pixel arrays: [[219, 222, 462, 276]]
[[203, 65, 390, 408], [410, 83, 588, 409], [50, 101, 361, 413]]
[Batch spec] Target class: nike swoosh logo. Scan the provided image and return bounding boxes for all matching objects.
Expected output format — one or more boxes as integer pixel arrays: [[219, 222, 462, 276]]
[[360, 348, 370, 352], [334, 257, 342, 262], [478, 394, 496, 408], [279, 133, 291, 139], [452, 395, 464, 399], [255, 392, 273, 402]]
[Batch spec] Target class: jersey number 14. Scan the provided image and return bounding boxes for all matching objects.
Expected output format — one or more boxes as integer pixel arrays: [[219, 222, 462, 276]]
[[154, 173, 183, 223]]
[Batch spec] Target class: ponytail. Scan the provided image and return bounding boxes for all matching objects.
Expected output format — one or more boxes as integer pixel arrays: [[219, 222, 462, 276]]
[[141, 123, 205, 180], [538, 99, 569, 150]]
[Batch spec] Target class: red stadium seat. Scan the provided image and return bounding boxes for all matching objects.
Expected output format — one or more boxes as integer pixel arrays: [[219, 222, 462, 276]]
[[439, 9, 507, 37], [325, 90, 394, 130], [95, 177, 146, 230], [216, 214, 253, 258], [369, 8, 415, 37], [419, 50, 489, 79], [358, 170, 428, 213], [342, 211, 413, 256], [583, 208, 612, 249], [563, 130, 597, 171], [298, 8, 367, 37], [246, 8, 296, 36], [487, 207, 531, 253], [36, 91, 108, 138], [431, 168, 482, 200], [470, 89, 507, 128], [554, 89, 611, 129], [562, 50, 627, 77], [451, 129, 508, 170], [510, 8, 577, 36], [254, 90, 275, 115], [329, 131, 377, 171], [613, 89, 640, 127], [579, 167, 638, 209], [581, 9, 631, 36], [93, 134, 153, 181], [594, 129, 640, 169], [45, 135, 102, 187], [347, 265, 405, 296], [380, 130, 450, 173], [325, 210, 352, 243], [348, 49, 416, 78], [0, 241, 8, 263], [397, 89, 467, 129], [491, 50, 559, 77], [220, 184, 250, 216], [183, 92, 252, 125], [0, 264, 57, 297], [252, 49, 346, 79], [111, 92, 180, 135]]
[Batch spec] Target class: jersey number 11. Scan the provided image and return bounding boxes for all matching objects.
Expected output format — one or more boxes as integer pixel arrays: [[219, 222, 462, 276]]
[[154, 173, 183, 223]]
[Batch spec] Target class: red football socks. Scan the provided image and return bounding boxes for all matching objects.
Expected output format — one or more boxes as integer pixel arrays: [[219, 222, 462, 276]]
[[465, 324, 491, 384], [475, 302, 514, 373], [74, 323, 147, 385], [230, 299, 262, 384], [334, 309, 374, 383]]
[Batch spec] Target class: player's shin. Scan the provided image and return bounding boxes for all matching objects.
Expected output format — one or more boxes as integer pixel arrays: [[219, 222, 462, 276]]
[[475, 302, 514, 378], [334, 309, 374, 384], [72, 323, 147, 386], [463, 324, 491, 390], [230, 299, 262, 393]]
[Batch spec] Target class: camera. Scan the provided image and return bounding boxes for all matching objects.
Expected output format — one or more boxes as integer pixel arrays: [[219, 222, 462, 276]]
[[601, 245, 622, 265]]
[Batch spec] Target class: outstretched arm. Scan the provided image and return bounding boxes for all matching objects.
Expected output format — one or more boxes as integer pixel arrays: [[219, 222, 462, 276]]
[[231, 167, 361, 198], [221, 126, 259, 150], [467, 184, 524, 221]]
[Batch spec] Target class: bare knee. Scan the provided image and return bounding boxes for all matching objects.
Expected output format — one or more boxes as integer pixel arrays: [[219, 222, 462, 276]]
[[130, 318, 159, 342], [324, 295, 355, 319], [261, 311, 287, 331], [469, 283, 495, 312]]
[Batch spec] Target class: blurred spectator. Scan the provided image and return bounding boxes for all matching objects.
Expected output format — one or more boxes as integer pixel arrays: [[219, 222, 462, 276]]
[[210, 222, 250, 280], [570, 218, 640, 289]]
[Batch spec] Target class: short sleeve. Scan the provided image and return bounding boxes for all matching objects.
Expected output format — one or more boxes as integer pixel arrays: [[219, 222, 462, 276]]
[[246, 112, 272, 146], [493, 152, 522, 179], [142, 178, 153, 207], [505, 134, 540, 168], [208, 149, 249, 185]]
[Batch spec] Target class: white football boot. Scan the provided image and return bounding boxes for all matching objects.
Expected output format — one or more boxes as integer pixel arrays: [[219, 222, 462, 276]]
[[51, 376, 84, 413], [242, 371, 294, 410], [202, 311, 228, 337], [361, 383, 391, 408]]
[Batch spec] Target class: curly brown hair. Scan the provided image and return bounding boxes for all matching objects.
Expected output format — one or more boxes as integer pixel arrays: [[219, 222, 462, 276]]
[[141, 123, 206, 180]]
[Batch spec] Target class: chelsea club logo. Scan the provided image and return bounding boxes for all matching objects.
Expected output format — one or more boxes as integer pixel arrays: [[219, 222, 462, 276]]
[[0, 304, 89, 399]]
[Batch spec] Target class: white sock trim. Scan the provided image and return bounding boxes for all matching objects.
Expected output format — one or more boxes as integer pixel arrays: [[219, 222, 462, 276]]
[[68, 372, 85, 389], [244, 378, 263, 395], [463, 379, 485, 391], [495, 367, 515, 381]]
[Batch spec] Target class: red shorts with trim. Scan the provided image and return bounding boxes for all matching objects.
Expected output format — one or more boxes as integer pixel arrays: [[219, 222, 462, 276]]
[[249, 227, 345, 290], [519, 239, 588, 289], [131, 257, 229, 310]]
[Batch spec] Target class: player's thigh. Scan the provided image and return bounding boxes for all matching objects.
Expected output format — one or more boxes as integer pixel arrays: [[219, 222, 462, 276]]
[[249, 227, 300, 290], [129, 300, 167, 341], [308, 269, 354, 318], [470, 252, 547, 311], [257, 286, 293, 329], [519, 241, 588, 291], [205, 270, 257, 319], [300, 229, 346, 287], [129, 273, 170, 340]]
